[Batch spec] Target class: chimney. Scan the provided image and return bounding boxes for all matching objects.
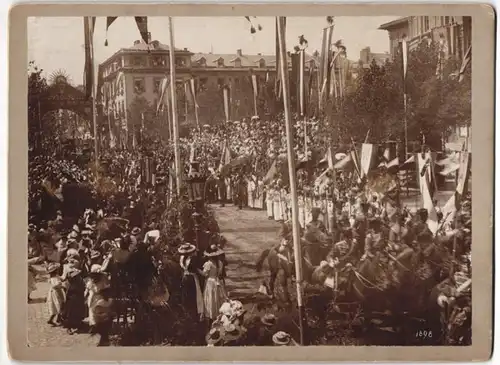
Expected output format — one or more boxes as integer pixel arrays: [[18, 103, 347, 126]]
[[147, 32, 152, 44], [236, 49, 243, 57], [184, 48, 188, 51], [134, 40, 141, 45]]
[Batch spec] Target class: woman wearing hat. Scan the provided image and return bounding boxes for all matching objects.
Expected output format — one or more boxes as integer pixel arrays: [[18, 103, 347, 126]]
[[46, 262, 65, 326], [178, 243, 204, 321], [272, 331, 298, 346], [86, 264, 111, 331], [60, 266, 86, 334], [256, 313, 278, 345], [201, 244, 228, 324]]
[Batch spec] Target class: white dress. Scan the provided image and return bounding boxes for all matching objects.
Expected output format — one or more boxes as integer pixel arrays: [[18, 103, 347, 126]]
[[202, 261, 228, 320]]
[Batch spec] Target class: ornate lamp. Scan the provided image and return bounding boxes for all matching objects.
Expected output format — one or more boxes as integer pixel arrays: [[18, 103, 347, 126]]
[[186, 161, 207, 203]]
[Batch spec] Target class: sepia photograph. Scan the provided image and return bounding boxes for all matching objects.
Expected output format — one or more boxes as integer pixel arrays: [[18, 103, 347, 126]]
[[14, 7, 491, 359]]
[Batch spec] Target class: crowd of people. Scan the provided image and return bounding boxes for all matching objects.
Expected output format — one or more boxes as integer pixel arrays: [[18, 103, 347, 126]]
[[27, 111, 472, 346]]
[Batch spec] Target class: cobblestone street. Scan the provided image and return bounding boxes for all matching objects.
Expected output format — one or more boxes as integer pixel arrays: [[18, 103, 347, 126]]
[[27, 278, 98, 347]]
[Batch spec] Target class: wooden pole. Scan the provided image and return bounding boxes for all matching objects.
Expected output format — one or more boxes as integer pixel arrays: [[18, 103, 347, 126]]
[[404, 93, 409, 198], [277, 16, 307, 346], [90, 30, 99, 177], [168, 17, 182, 196]]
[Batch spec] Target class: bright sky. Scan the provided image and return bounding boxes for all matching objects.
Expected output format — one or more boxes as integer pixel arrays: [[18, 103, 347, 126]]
[[28, 16, 398, 85]]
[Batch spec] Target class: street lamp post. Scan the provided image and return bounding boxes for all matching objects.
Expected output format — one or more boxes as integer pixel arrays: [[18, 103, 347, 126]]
[[186, 160, 207, 249]]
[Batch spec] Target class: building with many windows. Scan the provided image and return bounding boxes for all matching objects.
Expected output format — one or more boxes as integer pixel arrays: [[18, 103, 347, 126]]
[[379, 16, 472, 61], [99, 38, 320, 146]]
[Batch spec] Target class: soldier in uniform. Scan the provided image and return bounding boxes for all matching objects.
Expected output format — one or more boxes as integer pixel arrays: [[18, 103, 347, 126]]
[[306, 207, 327, 233], [234, 169, 247, 210], [215, 171, 227, 207]]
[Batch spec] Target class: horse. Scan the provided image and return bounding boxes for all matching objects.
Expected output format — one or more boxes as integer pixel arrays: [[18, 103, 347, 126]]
[[302, 226, 334, 267], [255, 243, 313, 305], [342, 242, 453, 342]]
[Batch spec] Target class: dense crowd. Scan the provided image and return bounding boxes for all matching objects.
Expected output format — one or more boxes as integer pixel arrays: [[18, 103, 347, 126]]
[[27, 111, 472, 346]]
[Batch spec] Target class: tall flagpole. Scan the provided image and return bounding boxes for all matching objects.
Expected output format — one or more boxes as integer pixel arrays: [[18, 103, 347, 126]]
[[87, 17, 99, 178], [168, 17, 182, 196], [277, 16, 307, 346]]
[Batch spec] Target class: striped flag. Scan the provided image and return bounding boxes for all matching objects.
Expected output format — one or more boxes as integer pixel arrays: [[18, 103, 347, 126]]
[[334, 153, 352, 170], [83, 16, 96, 100], [189, 77, 199, 109], [219, 141, 232, 172], [400, 38, 408, 93], [455, 146, 470, 209], [274, 17, 286, 100], [251, 71, 259, 116], [104, 16, 149, 46], [459, 45, 471, 82], [298, 49, 306, 116], [156, 76, 170, 114], [222, 85, 231, 122], [360, 143, 376, 178], [251, 72, 258, 99]]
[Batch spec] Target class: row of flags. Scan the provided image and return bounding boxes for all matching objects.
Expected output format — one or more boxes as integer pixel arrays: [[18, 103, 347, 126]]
[[84, 17, 150, 101]]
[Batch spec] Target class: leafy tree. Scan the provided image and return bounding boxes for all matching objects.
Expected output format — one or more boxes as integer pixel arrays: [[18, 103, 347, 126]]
[[28, 61, 49, 153], [319, 39, 471, 153]]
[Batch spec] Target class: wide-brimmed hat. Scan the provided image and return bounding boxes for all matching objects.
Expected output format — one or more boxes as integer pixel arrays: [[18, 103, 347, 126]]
[[131, 227, 141, 236], [223, 323, 247, 342], [90, 264, 102, 273], [46, 262, 60, 274], [66, 268, 82, 278], [66, 248, 80, 258], [81, 230, 92, 236], [311, 207, 321, 215], [261, 313, 277, 327], [272, 331, 294, 346], [205, 327, 223, 345], [67, 231, 79, 239], [204, 244, 224, 258], [178, 243, 196, 255]]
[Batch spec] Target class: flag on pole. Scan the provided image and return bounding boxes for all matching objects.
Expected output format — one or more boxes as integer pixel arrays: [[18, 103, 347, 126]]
[[83, 16, 96, 100], [455, 147, 470, 209], [222, 85, 231, 122], [251, 72, 259, 99], [156, 76, 170, 114], [189, 77, 199, 109], [298, 49, 306, 116], [263, 159, 278, 184], [334, 153, 352, 170], [250, 71, 259, 115], [218, 141, 232, 172], [459, 45, 471, 82], [400, 38, 408, 92], [104, 16, 149, 46], [360, 143, 376, 178], [274, 17, 286, 100]]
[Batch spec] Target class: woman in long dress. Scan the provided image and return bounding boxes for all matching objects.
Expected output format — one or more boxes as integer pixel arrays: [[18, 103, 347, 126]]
[[61, 268, 86, 334], [46, 263, 66, 326], [202, 244, 228, 324], [178, 243, 204, 321], [27, 256, 43, 302]]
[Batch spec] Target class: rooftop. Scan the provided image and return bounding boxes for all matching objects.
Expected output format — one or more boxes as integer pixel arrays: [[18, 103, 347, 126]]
[[378, 17, 409, 31]]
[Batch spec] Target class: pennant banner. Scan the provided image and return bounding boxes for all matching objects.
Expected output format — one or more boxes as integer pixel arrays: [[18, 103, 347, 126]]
[[83, 16, 96, 100], [360, 143, 375, 178], [156, 76, 170, 114], [222, 85, 231, 122], [104, 16, 149, 47], [299, 49, 305, 116], [455, 150, 470, 208], [189, 78, 199, 108]]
